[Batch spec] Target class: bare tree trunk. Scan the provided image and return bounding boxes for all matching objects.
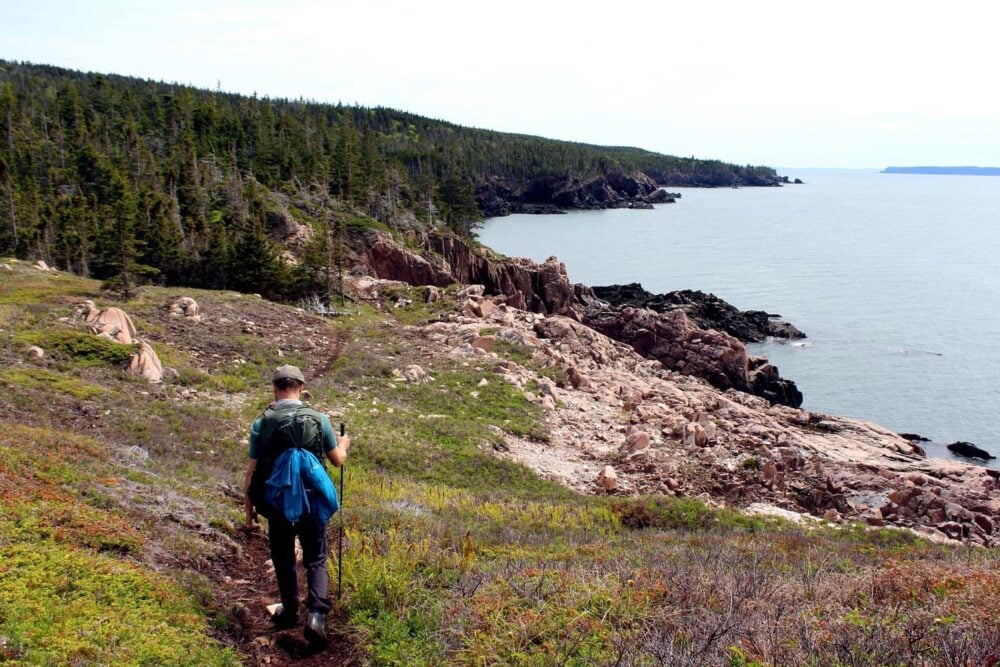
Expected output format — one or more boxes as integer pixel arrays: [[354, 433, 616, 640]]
[[5, 178, 16, 250]]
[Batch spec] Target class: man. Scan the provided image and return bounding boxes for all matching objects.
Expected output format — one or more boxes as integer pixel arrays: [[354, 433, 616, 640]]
[[244, 365, 350, 643]]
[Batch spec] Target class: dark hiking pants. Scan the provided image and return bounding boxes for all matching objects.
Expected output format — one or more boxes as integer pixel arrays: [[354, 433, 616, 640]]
[[268, 515, 332, 615]]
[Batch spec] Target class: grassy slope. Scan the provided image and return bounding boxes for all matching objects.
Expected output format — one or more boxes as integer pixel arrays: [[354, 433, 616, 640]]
[[1, 264, 998, 666]]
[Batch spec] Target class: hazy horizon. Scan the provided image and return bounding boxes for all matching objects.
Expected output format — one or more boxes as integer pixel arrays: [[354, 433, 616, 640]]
[[3, 0, 998, 170]]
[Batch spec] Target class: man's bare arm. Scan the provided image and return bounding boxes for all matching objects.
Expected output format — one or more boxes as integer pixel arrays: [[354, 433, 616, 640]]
[[326, 435, 350, 467]]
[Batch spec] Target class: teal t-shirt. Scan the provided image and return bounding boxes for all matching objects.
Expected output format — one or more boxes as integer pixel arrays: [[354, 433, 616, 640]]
[[247, 399, 337, 459]]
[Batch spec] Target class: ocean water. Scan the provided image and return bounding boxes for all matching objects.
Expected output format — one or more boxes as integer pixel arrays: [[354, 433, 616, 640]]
[[478, 170, 1000, 468]]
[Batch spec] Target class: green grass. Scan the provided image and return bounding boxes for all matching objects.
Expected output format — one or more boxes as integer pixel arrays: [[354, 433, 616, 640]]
[[0, 366, 106, 400]]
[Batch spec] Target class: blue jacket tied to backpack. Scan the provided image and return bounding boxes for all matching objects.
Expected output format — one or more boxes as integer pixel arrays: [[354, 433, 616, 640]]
[[265, 448, 339, 525]]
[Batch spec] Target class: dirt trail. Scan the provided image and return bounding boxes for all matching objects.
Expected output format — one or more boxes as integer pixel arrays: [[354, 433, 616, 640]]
[[215, 527, 361, 666]]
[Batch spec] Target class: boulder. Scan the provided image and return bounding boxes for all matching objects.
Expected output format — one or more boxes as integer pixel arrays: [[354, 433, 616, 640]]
[[76, 300, 137, 344], [129, 341, 163, 383], [457, 285, 486, 299], [472, 336, 495, 353], [597, 465, 618, 491], [566, 366, 591, 390], [620, 429, 651, 456], [169, 296, 201, 320], [402, 365, 427, 383], [946, 441, 996, 461], [34, 260, 50, 271], [27, 345, 44, 359]]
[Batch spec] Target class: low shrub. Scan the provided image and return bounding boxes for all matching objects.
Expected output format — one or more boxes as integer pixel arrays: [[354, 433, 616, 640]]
[[17, 329, 134, 367]]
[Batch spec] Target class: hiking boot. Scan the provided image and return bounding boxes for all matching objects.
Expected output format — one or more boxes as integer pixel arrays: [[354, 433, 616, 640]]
[[269, 604, 299, 629], [304, 611, 327, 644]]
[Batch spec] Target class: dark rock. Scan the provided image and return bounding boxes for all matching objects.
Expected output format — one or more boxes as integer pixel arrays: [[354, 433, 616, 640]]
[[793, 178, 804, 184], [946, 441, 996, 461], [475, 171, 677, 217], [591, 283, 805, 343], [747, 356, 803, 407], [899, 433, 930, 442]]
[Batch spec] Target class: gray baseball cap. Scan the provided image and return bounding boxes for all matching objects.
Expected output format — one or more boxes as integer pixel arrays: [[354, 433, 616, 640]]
[[272, 364, 306, 383]]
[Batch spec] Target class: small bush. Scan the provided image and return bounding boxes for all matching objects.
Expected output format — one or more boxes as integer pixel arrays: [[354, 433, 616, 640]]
[[18, 329, 134, 367], [610, 496, 764, 532]]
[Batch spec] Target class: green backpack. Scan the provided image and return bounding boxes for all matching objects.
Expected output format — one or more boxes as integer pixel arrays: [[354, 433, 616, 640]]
[[248, 404, 326, 514]]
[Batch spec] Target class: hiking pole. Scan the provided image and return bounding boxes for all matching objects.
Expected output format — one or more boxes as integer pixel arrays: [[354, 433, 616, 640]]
[[337, 422, 345, 600]]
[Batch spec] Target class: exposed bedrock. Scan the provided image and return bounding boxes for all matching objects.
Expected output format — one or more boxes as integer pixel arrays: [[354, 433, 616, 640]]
[[592, 283, 805, 343], [364, 232, 801, 406], [364, 232, 581, 315], [582, 306, 803, 408], [476, 172, 677, 217]]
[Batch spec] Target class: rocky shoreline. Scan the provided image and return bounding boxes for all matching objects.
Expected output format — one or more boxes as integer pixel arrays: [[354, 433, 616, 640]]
[[476, 172, 680, 217], [365, 232, 802, 407], [591, 283, 806, 343], [358, 231, 999, 545]]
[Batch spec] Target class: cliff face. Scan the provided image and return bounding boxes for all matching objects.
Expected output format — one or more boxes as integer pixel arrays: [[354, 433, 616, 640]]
[[476, 171, 676, 217], [365, 232, 581, 315]]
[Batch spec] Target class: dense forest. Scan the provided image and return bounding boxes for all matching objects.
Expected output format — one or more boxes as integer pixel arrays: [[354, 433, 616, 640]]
[[0, 60, 779, 300]]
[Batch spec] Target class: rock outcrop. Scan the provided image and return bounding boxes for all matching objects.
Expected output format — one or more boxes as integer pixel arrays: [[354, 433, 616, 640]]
[[582, 307, 802, 407], [947, 441, 996, 461], [592, 283, 805, 342], [429, 235, 581, 315], [364, 233, 801, 406], [476, 172, 678, 217], [424, 292, 999, 547], [365, 232, 584, 315], [365, 234, 455, 288]]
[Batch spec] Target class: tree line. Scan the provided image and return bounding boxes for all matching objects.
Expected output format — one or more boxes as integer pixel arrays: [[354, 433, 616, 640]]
[[0, 60, 778, 300]]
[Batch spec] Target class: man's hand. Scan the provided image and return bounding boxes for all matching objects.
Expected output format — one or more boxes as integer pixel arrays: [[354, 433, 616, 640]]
[[244, 498, 258, 529], [340, 434, 351, 452]]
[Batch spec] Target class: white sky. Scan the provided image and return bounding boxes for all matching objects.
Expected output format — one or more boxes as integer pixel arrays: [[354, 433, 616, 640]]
[[2, 0, 999, 169]]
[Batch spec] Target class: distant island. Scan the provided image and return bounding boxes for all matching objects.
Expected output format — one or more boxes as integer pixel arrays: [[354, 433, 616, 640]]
[[883, 166, 1000, 176]]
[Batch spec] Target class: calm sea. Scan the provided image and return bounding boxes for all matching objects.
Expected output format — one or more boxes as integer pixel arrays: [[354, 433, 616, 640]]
[[478, 170, 1000, 468]]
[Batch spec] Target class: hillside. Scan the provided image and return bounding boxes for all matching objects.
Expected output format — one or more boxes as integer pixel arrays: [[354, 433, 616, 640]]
[[2, 259, 998, 665], [0, 60, 782, 301]]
